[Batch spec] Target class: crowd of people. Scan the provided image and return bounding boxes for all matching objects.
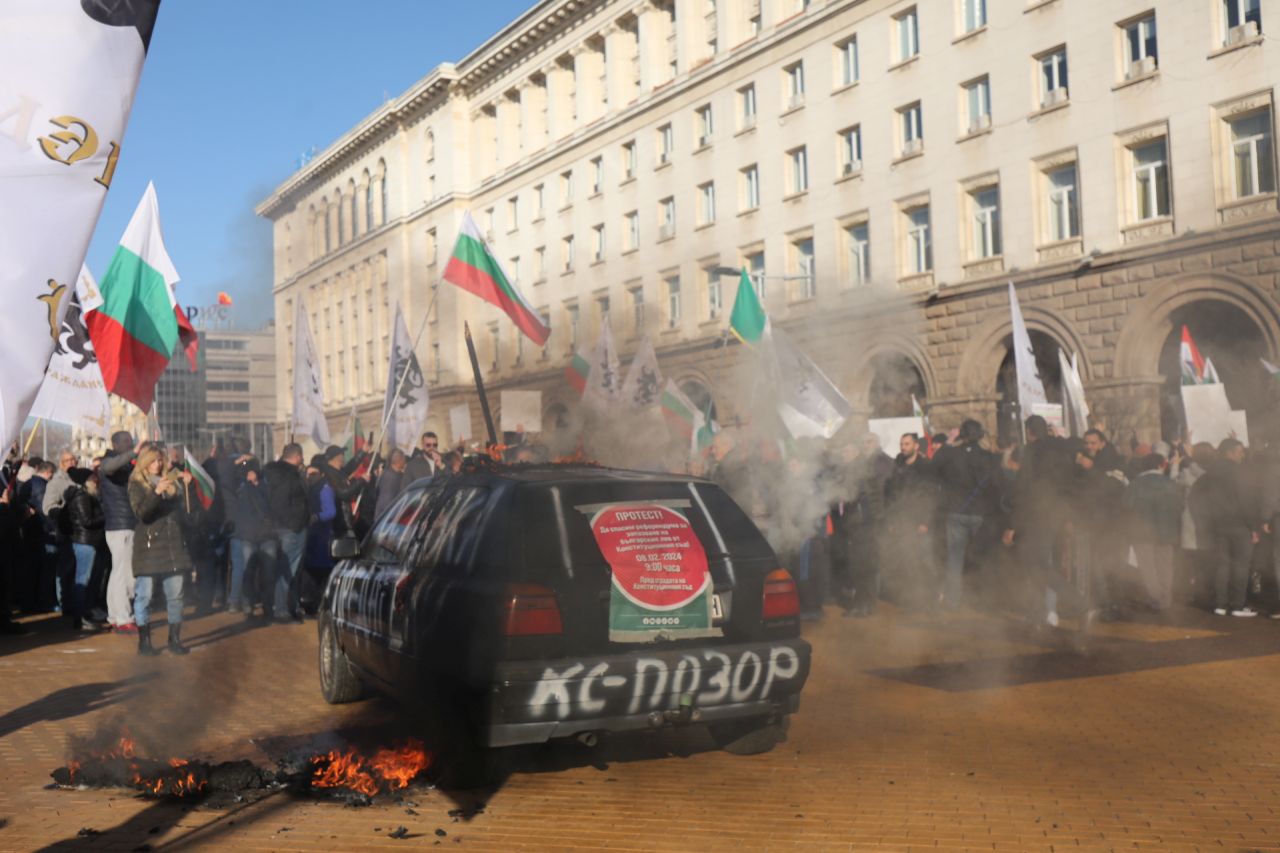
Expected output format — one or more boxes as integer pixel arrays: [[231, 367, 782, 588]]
[[711, 414, 1280, 629], [0, 428, 461, 653]]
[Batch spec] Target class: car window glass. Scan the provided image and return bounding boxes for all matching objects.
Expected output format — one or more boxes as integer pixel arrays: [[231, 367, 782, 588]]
[[414, 486, 492, 573], [366, 489, 432, 561]]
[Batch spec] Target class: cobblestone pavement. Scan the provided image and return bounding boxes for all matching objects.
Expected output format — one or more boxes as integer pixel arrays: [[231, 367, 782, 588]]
[[2, 603, 1280, 852]]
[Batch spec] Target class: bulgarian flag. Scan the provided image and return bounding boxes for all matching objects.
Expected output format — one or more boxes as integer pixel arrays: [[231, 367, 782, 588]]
[[183, 447, 215, 510], [86, 183, 198, 410], [661, 379, 707, 457], [728, 268, 768, 344], [443, 211, 550, 345], [1179, 325, 1211, 385], [565, 351, 590, 395]]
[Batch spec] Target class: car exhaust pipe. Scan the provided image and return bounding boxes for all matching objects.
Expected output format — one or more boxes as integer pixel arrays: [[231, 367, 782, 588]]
[[576, 731, 599, 748]]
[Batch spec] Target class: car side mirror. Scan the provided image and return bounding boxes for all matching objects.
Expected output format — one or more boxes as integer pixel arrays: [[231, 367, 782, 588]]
[[330, 535, 360, 560]]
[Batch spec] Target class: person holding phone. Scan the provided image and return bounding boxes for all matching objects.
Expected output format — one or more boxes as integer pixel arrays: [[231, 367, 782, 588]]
[[128, 448, 192, 656]]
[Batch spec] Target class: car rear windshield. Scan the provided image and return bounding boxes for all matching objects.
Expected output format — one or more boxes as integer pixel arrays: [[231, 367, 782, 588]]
[[510, 478, 773, 583]]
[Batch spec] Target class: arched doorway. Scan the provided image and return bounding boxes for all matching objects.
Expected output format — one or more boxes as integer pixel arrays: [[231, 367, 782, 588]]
[[1157, 301, 1274, 442], [994, 330, 1064, 446], [867, 352, 926, 418], [679, 379, 718, 426]]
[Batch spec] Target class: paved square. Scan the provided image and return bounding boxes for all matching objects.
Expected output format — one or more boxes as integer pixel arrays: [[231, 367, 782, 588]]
[[1, 606, 1279, 852]]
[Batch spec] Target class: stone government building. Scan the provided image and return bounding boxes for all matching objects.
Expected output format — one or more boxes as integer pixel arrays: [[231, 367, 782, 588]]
[[257, 0, 1280, 450]]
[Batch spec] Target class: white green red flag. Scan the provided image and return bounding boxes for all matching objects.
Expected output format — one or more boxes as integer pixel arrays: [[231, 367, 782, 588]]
[[443, 211, 550, 345], [1180, 325, 1213, 385], [565, 351, 590, 395], [661, 379, 706, 457], [183, 446, 214, 510], [728, 268, 768, 345], [86, 183, 198, 410], [0, 0, 161, 450]]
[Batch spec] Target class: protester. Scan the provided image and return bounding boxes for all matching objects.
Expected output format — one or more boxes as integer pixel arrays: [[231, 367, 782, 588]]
[[1067, 428, 1128, 618], [99, 431, 139, 632], [264, 443, 309, 622], [1124, 444, 1182, 611], [128, 448, 192, 655], [373, 449, 409, 518], [1172, 442, 1215, 605], [1199, 438, 1260, 617], [933, 420, 1000, 608], [21, 460, 58, 611], [228, 456, 278, 619], [321, 445, 366, 537], [61, 468, 104, 631], [405, 431, 441, 482], [303, 456, 339, 601], [171, 450, 218, 618], [883, 432, 939, 610], [842, 434, 892, 617]]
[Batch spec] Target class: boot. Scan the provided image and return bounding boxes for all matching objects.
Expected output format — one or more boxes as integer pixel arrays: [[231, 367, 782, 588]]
[[167, 623, 189, 655], [137, 624, 160, 656]]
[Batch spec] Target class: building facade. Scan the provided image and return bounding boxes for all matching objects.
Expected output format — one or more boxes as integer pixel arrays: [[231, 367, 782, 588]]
[[257, 0, 1280, 448], [205, 325, 277, 457]]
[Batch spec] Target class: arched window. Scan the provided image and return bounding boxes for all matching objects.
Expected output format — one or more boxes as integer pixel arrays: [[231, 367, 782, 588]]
[[364, 170, 374, 232]]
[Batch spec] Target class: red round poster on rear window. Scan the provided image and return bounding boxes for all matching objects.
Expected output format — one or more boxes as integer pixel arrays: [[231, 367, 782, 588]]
[[590, 503, 715, 641]]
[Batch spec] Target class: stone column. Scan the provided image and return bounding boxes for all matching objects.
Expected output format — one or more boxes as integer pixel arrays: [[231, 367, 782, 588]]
[[573, 43, 605, 126], [496, 92, 520, 168], [603, 23, 633, 108], [545, 59, 573, 141], [636, 2, 668, 93]]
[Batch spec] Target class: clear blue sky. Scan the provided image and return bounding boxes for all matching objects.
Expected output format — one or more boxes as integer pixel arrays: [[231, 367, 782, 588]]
[[84, 0, 532, 330]]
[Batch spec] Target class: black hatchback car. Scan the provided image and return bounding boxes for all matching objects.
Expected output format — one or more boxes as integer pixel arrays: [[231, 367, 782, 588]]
[[318, 464, 811, 754]]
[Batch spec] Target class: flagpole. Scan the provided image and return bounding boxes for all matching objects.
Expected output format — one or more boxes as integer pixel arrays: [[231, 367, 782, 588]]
[[22, 419, 40, 457], [369, 289, 439, 457], [464, 321, 499, 446]]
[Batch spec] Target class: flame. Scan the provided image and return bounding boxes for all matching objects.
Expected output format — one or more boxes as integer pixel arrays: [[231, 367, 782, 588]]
[[310, 739, 429, 796], [66, 729, 207, 798]]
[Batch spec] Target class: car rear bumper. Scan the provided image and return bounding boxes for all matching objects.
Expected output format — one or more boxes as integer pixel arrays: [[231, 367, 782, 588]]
[[485, 638, 811, 748]]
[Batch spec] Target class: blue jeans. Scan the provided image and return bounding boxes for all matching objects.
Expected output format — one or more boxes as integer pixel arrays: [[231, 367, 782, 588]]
[[274, 529, 306, 616], [229, 538, 278, 610], [134, 574, 184, 627], [69, 543, 96, 619], [945, 513, 984, 606]]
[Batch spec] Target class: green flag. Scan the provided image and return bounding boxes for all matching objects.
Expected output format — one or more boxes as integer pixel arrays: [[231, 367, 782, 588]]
[[728, 268, 767, 344]]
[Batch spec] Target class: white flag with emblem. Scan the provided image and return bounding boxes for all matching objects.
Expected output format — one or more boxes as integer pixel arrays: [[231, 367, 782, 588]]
[[765, 326, 851, 440], [620, 336, 664, 410], [0, 0, 161, 450], [381, 304, 428, 452], [292, 295, 329, 446], [582, 314, 621, 412], [1008, 282, 1048, 421], [28, 266, 111, 436]]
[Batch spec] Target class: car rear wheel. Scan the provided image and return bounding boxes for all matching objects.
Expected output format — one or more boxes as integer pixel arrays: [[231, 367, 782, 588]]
[[708, 715, 789, 756], [319, 618, 363, 704]]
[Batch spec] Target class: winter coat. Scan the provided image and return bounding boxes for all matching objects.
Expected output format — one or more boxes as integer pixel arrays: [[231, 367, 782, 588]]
[[373, 468, 407, 520], [1124, 470, 1183, 546], [933, 441, 1000, 517], [129, 478, 189, 577], [1009, 436, 1077, 537], [1173, 460, 1207, 550], [263, 460, 309, 532], [305, 480, 338, 572], [63, 485, 105, 547], [23, 477, 55, 539], [404, 450, 437, 485], [231, 480, 277, 544], [1194, 459, 1259, 538], [322, 464, 363, 538], [884, 454, 936, 529], [98, 450, 137, 531]]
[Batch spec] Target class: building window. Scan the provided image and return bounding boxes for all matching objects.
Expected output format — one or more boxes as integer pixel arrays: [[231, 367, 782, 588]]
[[597, 295, 610, 324], [630, 286, 645, 333], [698, 182, 716, 225], [509, 256, 520, 284], [964, 76, 991, 133], [592, 224, 605, 263], [562, 235, 575, 272], [1222, 0, 1262, 44], [665, 275, 682, 327], [625, 211, 640, 251], [489, 324, 501, 370], [484, 206, 496, 238], [426, 228, 437, 266], [790, 236, 815, 299], [1045, 163, 1080, 241], [590, 157, 603, 195], [534, 246, 546, 281], [1038, 47, 1069, 108], [566, 303, 580, 350], [507, 196, 519, 229], [784, 61, 806, 109], [739, 83, 757, 129], [1131, 138, 1171, 220], [696, 104, 714, 146], [788, 146, 809, 194], [744, 249, 765, 298], [560, 170, 574, 207], [837, 37, 859, 87], [895, 7, 920, 62], [961, 0, 986, 33], [1123, 14, 1158, 78], [1230, 110, 1275, 198], [659, 196, 676, 238], [365, 183, 374, 232], [741, 164, 760, 210], [845, 222, 870, 285], [748, 1, 762, 35], [969, 186, 1002, 259], [534, 183, 545, 218], [622, 140, 637, 180], [839, 126, 862, 175], [657, 123, 674, 165], [905, 205, 932, 274], [899, 102, 923, 156], [704, 266, 723, 320]]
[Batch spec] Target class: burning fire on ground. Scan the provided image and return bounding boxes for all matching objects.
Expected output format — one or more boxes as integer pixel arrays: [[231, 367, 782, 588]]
[[53, 729, 431, 801]]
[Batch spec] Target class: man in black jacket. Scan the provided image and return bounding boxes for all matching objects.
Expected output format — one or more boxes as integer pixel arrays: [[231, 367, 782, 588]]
[[883, 432, 939, 609], [933, 419, 1000, 608], [264, 443, 309, 621], [99, 431, 139, 631], [1202, 438, 1260, 617]]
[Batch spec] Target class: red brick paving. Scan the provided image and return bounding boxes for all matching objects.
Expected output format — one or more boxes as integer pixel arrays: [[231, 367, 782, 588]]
[[1, 605, 1279, 851]]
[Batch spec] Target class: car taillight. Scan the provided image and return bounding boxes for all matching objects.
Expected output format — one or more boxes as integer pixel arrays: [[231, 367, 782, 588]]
[[761, 568, 800, 620], [502, 583, 563, 636]]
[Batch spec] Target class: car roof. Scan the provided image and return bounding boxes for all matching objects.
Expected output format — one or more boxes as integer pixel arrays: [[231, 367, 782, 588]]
[[409, 463, 710, 490]]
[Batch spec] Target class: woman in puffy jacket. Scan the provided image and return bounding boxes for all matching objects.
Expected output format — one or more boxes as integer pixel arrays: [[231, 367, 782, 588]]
[[128, 448, 193, 656], [63, 469, 105, 631]]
